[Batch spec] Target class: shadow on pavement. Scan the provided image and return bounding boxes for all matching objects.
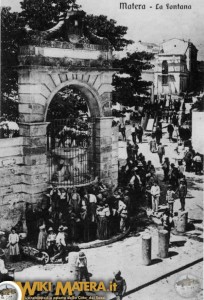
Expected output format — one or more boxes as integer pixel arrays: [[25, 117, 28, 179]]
[[170, 241, 186, 247], [168, 251, 179, 257], [151, 258, 163, 265]]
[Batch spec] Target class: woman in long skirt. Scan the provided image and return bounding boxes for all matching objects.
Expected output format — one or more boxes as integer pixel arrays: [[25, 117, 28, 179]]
[[8, 227, 20, 262], [37, 224, 47, 251], [149, 137, 157, 153]]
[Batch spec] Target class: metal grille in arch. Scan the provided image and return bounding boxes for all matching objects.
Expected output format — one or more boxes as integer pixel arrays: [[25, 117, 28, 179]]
[[47, 117, 96, 187]]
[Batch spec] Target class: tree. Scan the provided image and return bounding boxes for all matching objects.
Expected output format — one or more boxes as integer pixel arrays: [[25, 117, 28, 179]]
[[20, 0, 79, 31], [1, 7, 23, 120], [46, 87, 88, 121], [84, 15, 133, 51], [112, 51, 154, 108]]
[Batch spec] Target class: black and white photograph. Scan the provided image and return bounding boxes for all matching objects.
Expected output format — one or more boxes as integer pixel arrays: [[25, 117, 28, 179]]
[[0, 0, 203, 299]]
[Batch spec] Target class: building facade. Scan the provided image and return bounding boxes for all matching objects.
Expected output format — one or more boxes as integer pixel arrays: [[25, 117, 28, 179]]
[[154, 39, 198, 96], [118, 38, 198, 98]]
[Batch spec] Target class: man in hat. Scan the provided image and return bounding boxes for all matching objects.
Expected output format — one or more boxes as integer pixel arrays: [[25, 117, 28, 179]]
[[168, 164, 177, 187], [167, 122, 174, 142], [193, 153, 202, 175], [126, 140, 134, 161], [137, 162, 146, 187], [155, 126, 163, 145], [136, 125, 143, 143], [59, 188, 67, 212], [112, 270, 127, 300], [49, 185, 61, 212], [0, 249, 14, 282], [176, 178, 187, 211], [162, 157, 170, 182], [129, 168, 141, 187], [157, 143, 165, 164], [76, 251, 90, 281], [184, 148, 194, 172], [166, 185, 176, 214], [131, 124, 136, 145]]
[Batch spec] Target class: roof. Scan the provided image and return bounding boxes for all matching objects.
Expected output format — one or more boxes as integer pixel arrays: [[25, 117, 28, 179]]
[[160, 38, 198, 55], [139, 41, 159, 47]]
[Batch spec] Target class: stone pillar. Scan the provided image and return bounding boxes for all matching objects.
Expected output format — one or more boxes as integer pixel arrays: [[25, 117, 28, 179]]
[[175, 211, 188, 233], [158, 230, 169, 258], [19, 122, 49, 204], [142, 234, 151, 265], [67, 252, 79, 281], [95, 117, 118, 187]]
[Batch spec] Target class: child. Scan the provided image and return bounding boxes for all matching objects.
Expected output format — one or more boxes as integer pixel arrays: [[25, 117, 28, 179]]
[[56, 225, 66, 246], [76, 251, 90, 281], [166, 185, 176, 214], [46, 227, 56, 256], [8, 227, 20, 262], [112, 270, 127, 300]]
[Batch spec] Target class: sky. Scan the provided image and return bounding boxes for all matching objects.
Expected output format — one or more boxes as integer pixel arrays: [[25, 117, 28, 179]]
[[0, 284, 13, 290], [1, 0, 204, 60]]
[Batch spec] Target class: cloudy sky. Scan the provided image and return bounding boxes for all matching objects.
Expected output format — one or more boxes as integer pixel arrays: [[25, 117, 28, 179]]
[[2, 0, 204, 60]]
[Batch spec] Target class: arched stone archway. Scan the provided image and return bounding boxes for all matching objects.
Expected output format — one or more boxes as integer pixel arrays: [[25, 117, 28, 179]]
[[18, 67, 114, 123], [17, 43, 118, 204], [44, 79, 103, 121]]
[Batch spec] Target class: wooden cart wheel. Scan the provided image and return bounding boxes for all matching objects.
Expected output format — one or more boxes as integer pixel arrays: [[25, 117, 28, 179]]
[[41, 251, 50, 264]]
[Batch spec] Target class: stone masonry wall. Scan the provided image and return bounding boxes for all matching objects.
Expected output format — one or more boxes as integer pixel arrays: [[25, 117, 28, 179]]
[[0, 123, 49, 232], [95, 117, 118, 188], [0, 137, 27, 231]]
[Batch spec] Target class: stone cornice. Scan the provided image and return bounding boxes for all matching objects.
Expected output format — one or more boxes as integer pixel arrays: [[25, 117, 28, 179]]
[[18, 55, 114, 69], [20, 40, 109, 52]]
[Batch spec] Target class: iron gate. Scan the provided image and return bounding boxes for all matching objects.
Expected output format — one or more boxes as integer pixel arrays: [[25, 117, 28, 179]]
[[47, 117, 96, 187]]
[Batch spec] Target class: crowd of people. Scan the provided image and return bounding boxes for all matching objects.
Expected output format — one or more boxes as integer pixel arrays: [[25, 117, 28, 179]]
[[0, 95, 203, 285], [24, 182, 130, 251]]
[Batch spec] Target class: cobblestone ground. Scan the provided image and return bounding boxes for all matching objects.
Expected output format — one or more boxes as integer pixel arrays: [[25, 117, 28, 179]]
[[125, 261, 203, 300]]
